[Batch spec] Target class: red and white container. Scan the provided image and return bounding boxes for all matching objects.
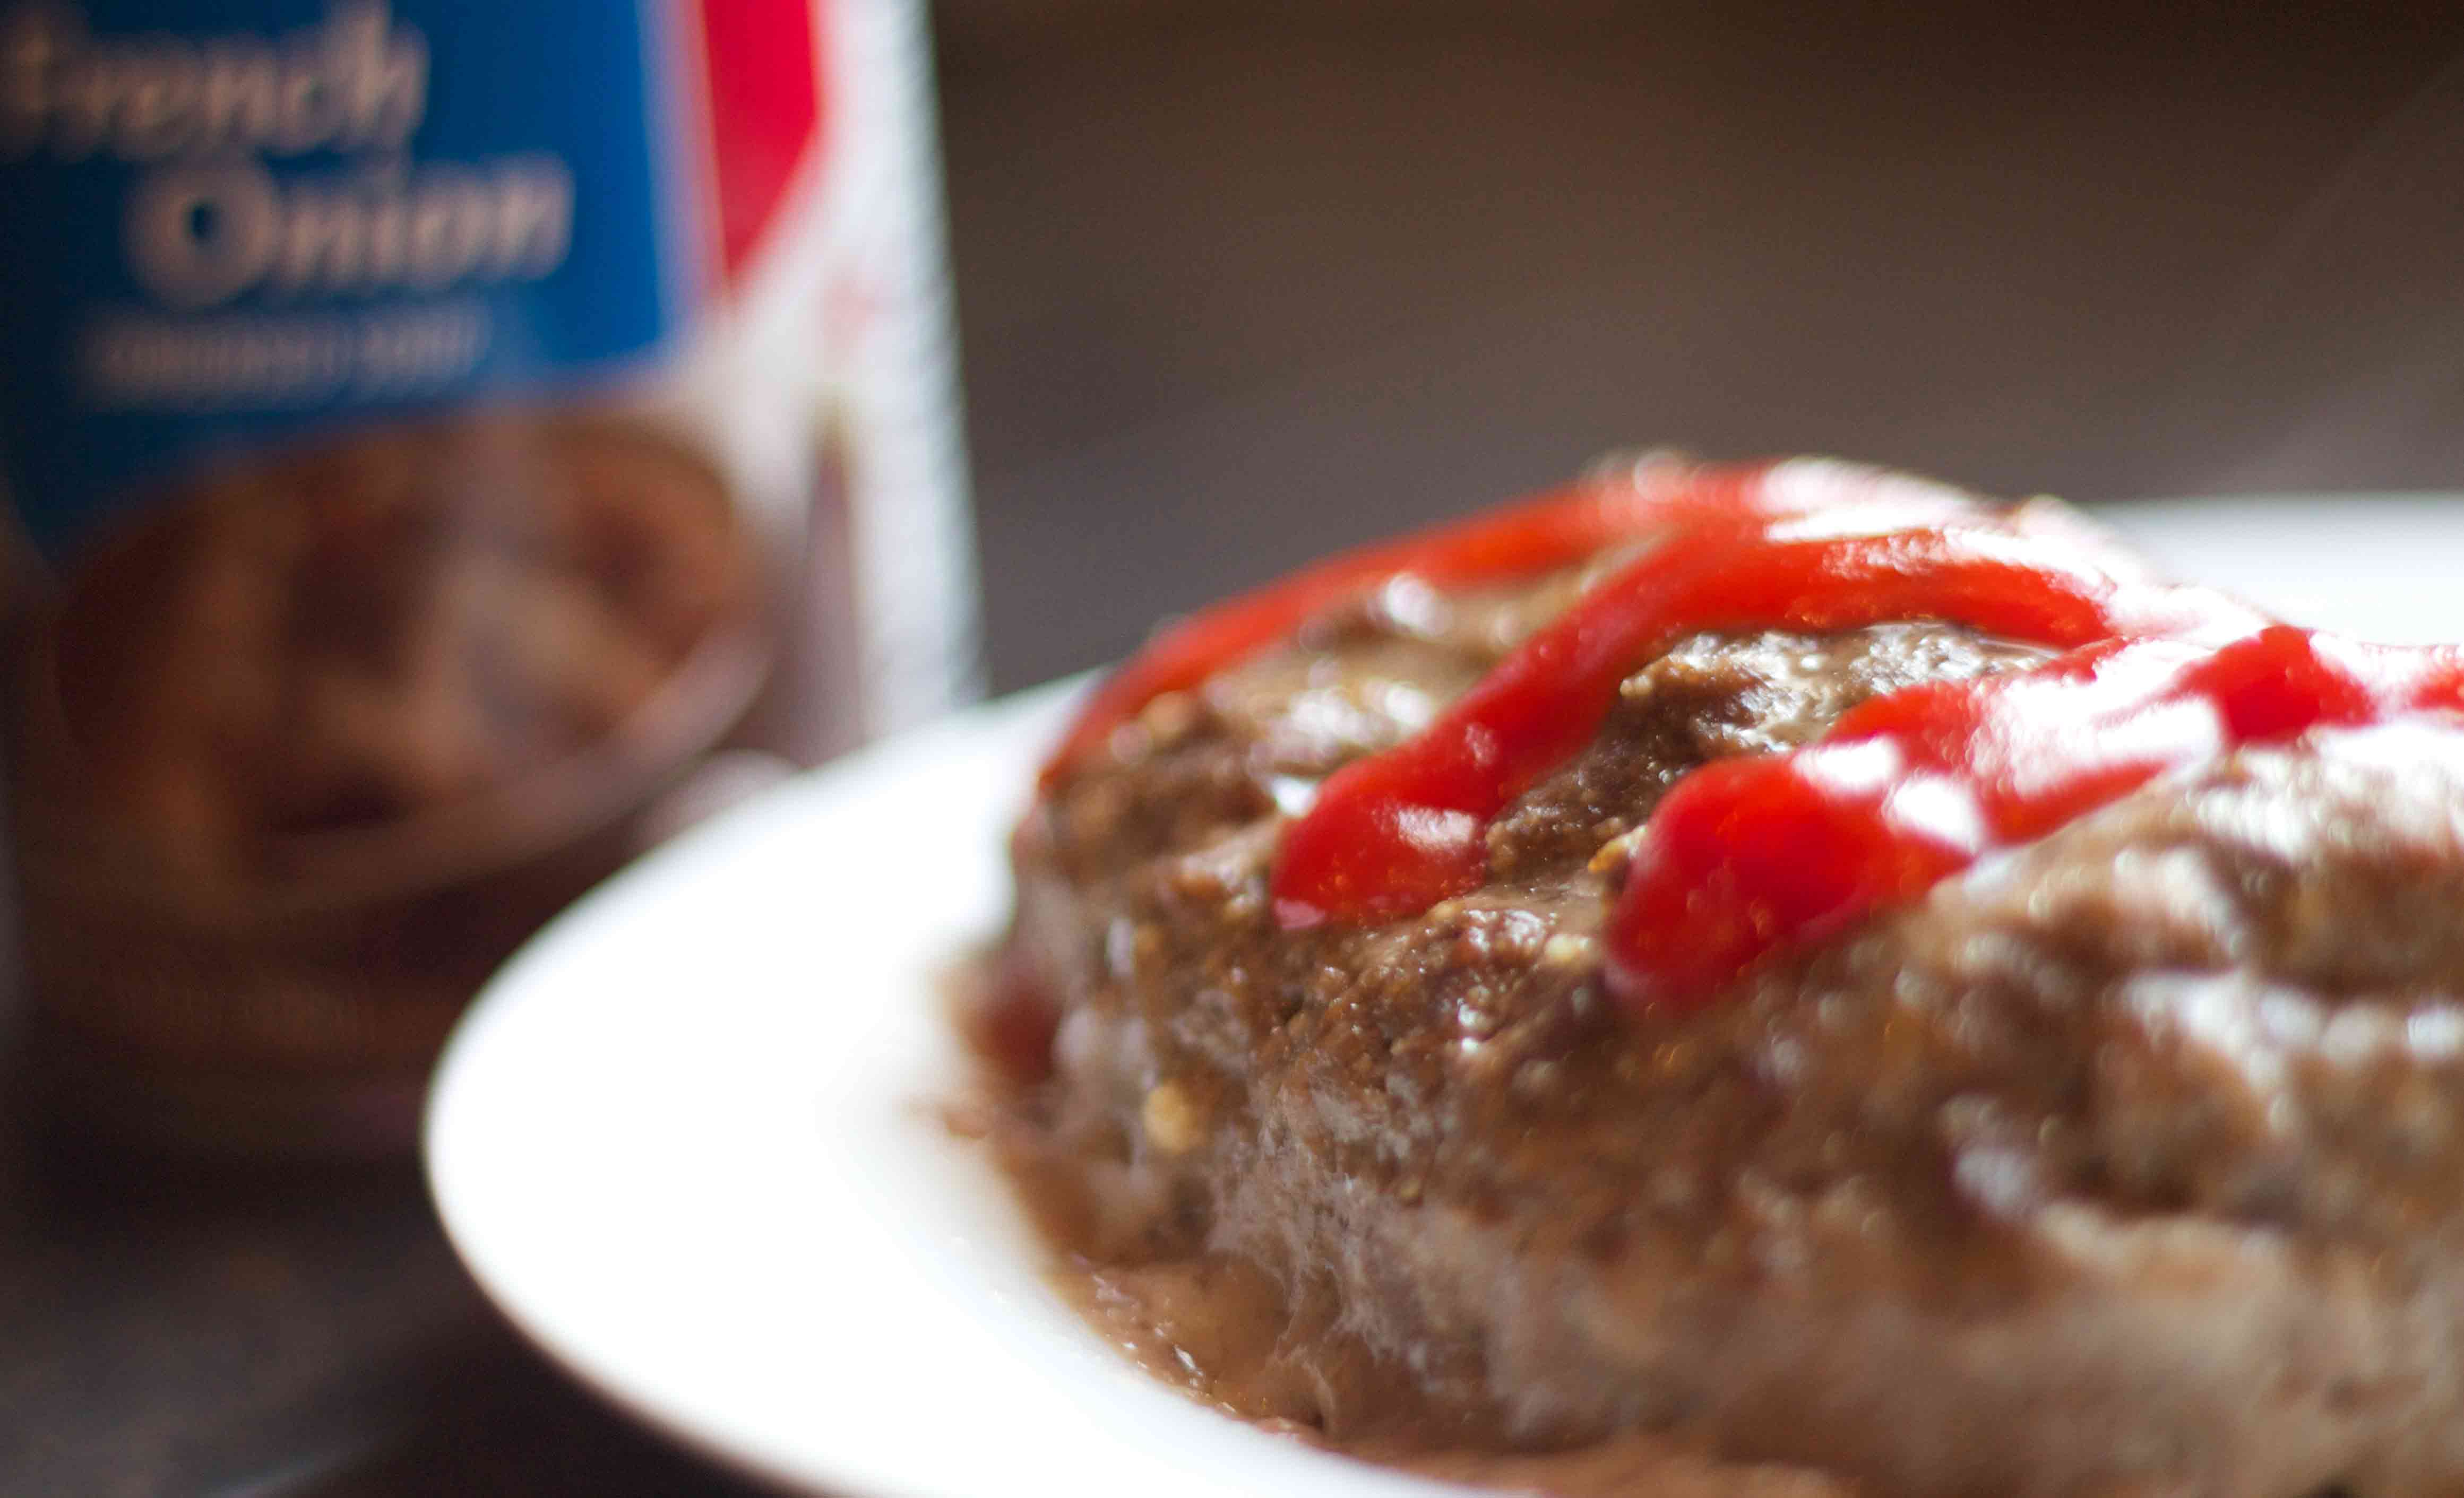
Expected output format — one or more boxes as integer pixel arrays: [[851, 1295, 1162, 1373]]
[[0, 0, 976, 1151]]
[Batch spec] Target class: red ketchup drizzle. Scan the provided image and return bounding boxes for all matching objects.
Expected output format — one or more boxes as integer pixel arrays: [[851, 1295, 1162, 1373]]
[[1040, 460, 2009, 786], [1047, 457, 2462, 1027], [1256, 475, 2464, 1016], [1603, 626, 2420, 1012], [1269, 519, 2255, 929]]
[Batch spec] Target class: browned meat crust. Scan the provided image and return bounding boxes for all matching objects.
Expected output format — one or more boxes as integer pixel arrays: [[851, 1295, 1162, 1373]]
[[994, 535, 2464, 1497]]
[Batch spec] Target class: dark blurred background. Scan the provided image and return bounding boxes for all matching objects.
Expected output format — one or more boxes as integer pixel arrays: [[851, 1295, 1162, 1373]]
[[938, 0, 2464, 690]]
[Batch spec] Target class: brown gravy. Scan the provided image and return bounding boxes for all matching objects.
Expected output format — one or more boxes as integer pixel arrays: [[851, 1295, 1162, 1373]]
[[949, 1008, 1856, 1498]]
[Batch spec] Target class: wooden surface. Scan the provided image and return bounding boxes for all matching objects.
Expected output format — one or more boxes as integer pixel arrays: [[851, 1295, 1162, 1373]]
[[11, 4, 2464, 1493], [0, 1121, 768, 1497]]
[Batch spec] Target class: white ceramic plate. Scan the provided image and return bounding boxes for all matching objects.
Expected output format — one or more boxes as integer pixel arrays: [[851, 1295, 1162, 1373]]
[[427, 496, 2464, 1498]]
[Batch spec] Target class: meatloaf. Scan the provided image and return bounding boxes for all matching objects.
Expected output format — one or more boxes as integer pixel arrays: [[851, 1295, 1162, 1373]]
[[980, 457, 2464, 1497]]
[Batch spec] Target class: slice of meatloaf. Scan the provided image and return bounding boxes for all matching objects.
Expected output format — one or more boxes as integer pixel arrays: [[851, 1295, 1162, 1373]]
[[994, 504, 2464, 1498]]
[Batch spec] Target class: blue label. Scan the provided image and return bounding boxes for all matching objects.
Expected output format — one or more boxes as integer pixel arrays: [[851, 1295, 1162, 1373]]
[[0, 0, 688, 557]]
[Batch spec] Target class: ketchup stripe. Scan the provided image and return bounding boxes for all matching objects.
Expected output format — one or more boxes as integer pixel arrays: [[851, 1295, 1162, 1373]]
[[1268, 521, 2245, 929], [1053, 459, 2446, 1023], [1600, 626, 2426, 1012], [1041, 459, 2011, 786]]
